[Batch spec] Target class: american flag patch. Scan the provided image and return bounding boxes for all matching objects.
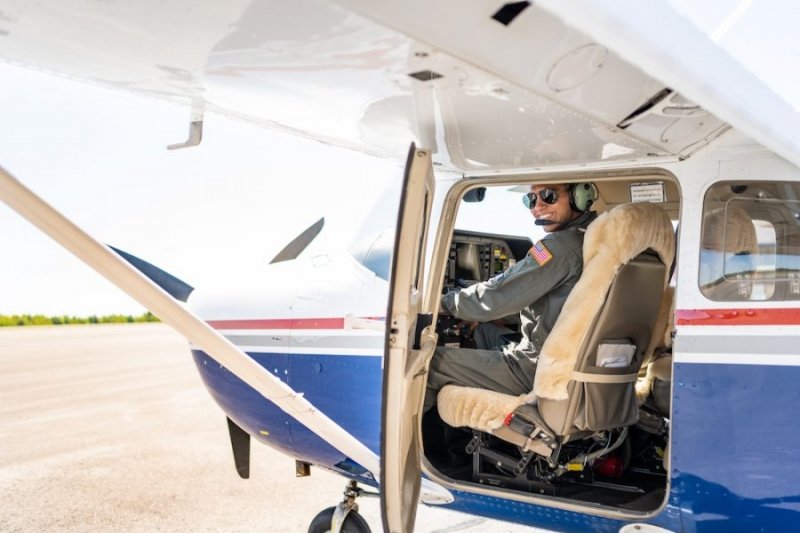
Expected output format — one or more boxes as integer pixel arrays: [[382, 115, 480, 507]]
[[529, 241, 553, 266]]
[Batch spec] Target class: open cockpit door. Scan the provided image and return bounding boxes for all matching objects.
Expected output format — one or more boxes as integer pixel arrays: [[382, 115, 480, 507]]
[[381, 144, 437, 532]]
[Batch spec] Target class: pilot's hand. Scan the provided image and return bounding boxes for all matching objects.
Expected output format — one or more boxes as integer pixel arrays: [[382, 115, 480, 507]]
[[458, 321, 478, 339]]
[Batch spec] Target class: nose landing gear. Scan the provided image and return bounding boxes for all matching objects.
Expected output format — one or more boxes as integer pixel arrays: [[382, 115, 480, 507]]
[[307, 479, 371, 533]]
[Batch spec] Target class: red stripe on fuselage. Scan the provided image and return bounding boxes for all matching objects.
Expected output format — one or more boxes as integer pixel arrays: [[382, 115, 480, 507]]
[[210, 312, 800, 329], [676, 308, 800, 326], [207, 318, 346, 330]]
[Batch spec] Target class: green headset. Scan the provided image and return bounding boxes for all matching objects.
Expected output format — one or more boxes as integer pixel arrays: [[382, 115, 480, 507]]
[[568, 182, 599, 212]]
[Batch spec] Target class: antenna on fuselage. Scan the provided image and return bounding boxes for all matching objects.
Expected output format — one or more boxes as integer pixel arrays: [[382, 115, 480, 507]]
[[269, 217, 325, 264]]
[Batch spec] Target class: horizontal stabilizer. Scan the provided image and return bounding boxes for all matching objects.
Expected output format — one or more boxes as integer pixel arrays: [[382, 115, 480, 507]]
[[269, 217, 324, 264], [108, 246, 194, 302]]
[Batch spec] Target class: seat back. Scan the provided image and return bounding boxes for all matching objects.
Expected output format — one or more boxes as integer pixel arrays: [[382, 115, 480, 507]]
[[539, 251, 666, 436]]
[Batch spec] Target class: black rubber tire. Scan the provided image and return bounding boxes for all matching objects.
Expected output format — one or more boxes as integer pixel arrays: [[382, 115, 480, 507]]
[[307, 506, 371, 533]]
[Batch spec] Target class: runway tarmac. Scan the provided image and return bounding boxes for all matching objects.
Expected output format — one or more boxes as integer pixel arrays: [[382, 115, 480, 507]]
[[0, 324, 540, 532]]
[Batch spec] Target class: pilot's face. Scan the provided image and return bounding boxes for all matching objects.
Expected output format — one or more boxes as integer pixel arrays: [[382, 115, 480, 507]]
[[529, 184, 580, 233]]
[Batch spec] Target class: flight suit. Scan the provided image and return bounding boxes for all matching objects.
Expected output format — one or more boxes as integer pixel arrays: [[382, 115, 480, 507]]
[[424, 210, 597, 413]]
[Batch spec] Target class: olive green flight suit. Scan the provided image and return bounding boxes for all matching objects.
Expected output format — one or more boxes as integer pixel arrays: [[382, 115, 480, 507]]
[[424, 210, 597, 413]]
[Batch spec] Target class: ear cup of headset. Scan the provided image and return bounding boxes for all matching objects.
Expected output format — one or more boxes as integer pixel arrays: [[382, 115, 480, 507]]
[[569, 183, 598, 212]]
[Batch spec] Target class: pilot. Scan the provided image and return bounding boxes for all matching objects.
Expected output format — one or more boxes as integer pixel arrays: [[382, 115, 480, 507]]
[[424, 182, 598, 413]]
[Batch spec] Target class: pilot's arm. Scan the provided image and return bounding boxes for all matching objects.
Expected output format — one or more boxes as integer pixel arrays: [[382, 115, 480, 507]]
[[441, 238, 578, 322]]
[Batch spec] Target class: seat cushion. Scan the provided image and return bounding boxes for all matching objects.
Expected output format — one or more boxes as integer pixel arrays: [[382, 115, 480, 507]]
[[437, 384, 526, 432]]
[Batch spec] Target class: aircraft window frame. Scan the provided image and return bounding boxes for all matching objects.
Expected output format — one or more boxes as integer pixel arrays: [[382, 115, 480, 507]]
[[700, 181, 800, 301]]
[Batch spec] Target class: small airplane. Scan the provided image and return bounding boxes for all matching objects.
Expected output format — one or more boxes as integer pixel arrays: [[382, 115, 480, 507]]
[[2, 1, 800, 532]]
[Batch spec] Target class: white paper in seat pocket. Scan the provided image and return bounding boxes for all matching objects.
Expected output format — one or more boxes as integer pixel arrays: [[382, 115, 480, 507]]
[[597, 343, 635, 368]]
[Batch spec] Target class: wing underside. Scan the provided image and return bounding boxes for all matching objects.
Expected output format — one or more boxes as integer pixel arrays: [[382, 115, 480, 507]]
[[4, 0, 792, 171]]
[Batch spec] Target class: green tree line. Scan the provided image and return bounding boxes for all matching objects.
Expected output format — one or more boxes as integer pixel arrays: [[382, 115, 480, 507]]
[[0, 312, 160, 327]]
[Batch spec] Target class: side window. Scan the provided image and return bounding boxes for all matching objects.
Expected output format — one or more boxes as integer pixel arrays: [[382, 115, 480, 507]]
[[700, 181, 800, 301]]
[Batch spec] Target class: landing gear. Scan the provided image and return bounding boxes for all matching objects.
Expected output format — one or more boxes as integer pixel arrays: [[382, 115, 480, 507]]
[[307, 480, 371, 533]]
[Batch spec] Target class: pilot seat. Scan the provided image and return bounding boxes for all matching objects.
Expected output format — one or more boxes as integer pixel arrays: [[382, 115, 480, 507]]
[[434, 202, 675, 493]]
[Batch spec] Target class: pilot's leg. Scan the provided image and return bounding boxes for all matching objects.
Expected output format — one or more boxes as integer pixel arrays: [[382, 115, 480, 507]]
[[423, 346, 536, 414]]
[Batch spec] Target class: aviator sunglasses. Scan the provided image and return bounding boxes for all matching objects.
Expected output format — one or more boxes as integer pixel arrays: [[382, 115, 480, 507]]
[[522, 188, 560, 209]]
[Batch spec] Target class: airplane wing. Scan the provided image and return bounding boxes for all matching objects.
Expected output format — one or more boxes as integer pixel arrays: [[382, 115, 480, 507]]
[[2, 0, 797, 172], [535, 0, 800, 171], [336, 0, 800, 170]]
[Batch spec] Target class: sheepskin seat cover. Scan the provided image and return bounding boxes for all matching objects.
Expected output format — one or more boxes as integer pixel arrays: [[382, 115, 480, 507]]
[[438, 202, 675, 433]]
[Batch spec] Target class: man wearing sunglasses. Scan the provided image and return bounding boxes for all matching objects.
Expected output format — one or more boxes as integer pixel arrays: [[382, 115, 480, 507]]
[[424, 182, 598, 415]]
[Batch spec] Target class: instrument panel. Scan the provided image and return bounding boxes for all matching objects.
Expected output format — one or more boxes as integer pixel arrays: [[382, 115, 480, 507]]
[[443, 230, 532, 291], [438, 230, 532, 348]]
